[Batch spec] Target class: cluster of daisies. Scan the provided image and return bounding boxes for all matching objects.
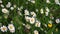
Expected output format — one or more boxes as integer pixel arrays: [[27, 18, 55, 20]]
[[0, 24, 15, 33], [0, 0, 60, 34]]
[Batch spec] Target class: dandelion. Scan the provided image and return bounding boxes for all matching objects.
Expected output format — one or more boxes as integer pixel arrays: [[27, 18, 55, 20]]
[[48, 23, 52, 28]]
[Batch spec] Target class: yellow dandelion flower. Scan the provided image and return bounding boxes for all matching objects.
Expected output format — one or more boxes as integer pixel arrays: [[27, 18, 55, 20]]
[[48, 23, 52, 28]]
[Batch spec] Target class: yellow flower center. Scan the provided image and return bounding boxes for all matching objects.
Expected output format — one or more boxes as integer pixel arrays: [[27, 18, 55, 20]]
[[3, 27, 6, 30], [10, 26, 13, 29], [31, 18, 34, 22]]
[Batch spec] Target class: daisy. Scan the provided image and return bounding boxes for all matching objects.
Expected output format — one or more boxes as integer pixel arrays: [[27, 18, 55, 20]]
[[8, 24, 15, 33], [40, 8, 44, 14], [6, 2, 11, 8], [25, 16, 30, 22], [18, 11, 22, 16], [55, 0, 60, 5], [0, 4, 4, 8], [30, 12, 36, 17], [55, 18, 60, 23], [30, 17, 35, 24], [0, 26, 7, 32], [10, 7, 14, 10], [13, 4, 16, 8], [2, 8, 9, 14], [45, 7, 50, 12], [24, 9, 29, 15], [35, 21, 41, 27], [45, 11, 49, 16], [20, 6, 23, 10], [46, 0, 50, 3], [36, 9, 38, 12], [25, 24, 31, 29], [48, 20, 52, 23], [0, 0, 2, 3], [34, 30, 39, 34], [31, 0, 35, 4]]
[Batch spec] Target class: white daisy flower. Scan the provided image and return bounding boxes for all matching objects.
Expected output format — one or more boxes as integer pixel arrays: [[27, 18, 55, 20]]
[[30, 17, 35, 24], [25, 16, 31, 22], [6, 2, 11, 8], [18, 7, 20, 11], [30, 12, 36, 17], [45, 12, 49, 16], [24, 9, 29, 15], [49, 20, 52, 23], [0, 4, 4, 8], [13, 5, 16, 8], [36, 9, 38, 12], [18, 11, 22, 16], [34, 30, 39, 34], [0, 0, 2, 3], [2, 8, 9, 14], [8, 24, 15, 33], [45, 7, 50, 12], [55, 19, 60, 23], [28, 0, 35, 4], [10, 7, 14, 10], [25, 24, 31, 29], [35, 21, 41, 27], [0, 26, 7, 32], [46, 0, 50, 3], [22, 23, 25, 26], [20, 6, 23, 10], [50, 16, 54, 20], [40, 8, 44, 14], [55, 0, 60, 5], [31, 0, 35, 4], [28, 0, 30, 1]]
